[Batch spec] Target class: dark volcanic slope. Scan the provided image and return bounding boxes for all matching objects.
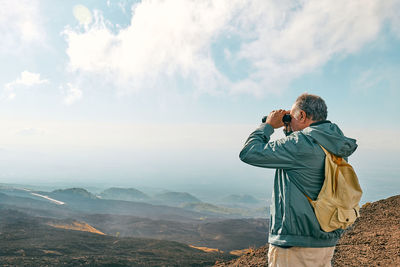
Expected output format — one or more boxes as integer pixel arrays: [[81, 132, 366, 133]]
[[333, 195, 400, 267], [83, 214, 268, 252], [0, 209, 235, 267], [214, 195, 400, 267]]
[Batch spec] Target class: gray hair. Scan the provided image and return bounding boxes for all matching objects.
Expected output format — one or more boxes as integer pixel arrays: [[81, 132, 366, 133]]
[[294, 93, 327, 121]]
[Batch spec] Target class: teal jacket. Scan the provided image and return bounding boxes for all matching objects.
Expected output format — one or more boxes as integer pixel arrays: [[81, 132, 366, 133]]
[[239, 121, 357, 247]]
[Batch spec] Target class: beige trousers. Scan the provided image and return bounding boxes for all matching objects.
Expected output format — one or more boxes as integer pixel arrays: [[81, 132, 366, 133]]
[[267, 245, 335, 267]]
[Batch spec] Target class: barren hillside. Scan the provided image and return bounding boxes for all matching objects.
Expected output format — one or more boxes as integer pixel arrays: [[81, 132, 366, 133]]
[[215, 195, 400, 267]]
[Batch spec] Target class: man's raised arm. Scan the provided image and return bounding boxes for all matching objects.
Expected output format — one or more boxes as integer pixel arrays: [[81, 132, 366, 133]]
[[239, 110, 301, 170]]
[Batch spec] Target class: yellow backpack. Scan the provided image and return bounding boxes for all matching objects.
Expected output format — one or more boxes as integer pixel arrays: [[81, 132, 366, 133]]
[[304, 145, 363, 232]]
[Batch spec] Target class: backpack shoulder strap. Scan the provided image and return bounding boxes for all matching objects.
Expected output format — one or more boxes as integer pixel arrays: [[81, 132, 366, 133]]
[[318, 144, 329, 155], [303, 144, 328, 204]]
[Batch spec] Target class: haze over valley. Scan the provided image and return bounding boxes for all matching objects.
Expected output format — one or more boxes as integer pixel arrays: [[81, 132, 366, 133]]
[[0, 182, 269, 265]]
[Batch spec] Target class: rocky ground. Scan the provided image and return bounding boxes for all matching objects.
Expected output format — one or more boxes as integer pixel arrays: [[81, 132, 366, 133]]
[[214, 195, 400, 267], [0, 209, 235, 267], [333, 195, 400, 266]]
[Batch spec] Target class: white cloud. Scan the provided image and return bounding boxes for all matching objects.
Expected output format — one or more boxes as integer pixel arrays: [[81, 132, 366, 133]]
[[384, 0, 400, 38], [15, 127, 47, 136], [63, 0, 400, 96], [62, 83, 82, 105], [73, 4, 93, 26], [351, 65, 400, 96], [63, 1, 238, 95], [3, 71, 49, 100], [0, 0, 45, 54], [15, 71, 48, 86], [235, 1, 389, 92]]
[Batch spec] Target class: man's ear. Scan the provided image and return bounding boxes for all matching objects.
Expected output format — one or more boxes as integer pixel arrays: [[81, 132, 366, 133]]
[[300, 110, 307, 122]]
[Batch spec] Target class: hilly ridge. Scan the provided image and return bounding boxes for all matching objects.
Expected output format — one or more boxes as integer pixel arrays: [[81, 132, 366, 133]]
[[152, 191, 202, 206], [1, 185, 267, 219], [51, 188, 98, 200], [99, 187, 151, 202], [0, 188, 208, 222]]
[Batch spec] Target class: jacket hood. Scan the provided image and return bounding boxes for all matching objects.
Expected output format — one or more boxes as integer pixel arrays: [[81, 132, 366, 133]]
[[301, 121, 357, 157]]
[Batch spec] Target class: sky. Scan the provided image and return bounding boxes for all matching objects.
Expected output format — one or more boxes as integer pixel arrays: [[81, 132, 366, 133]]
[[0, 0, 399, 202]]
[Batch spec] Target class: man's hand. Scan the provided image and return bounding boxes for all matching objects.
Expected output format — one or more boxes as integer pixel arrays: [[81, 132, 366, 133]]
[[266, 109, 289, 129]]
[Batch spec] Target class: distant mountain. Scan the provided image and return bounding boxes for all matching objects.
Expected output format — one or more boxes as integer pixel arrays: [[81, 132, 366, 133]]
[[99, 187, 150, 202], [0, 192, 72, 216], [152, 191, 202, 206], [51, 188, 98, 200], [0, 188, 210, 222], [0, 208, 234, 266], [0, 187, 66, 206], [0, 188, 43, 201], [220, 194, 261, 205]]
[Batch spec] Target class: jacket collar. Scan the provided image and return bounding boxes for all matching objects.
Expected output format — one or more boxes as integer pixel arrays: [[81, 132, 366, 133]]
[[309, 120, 331, 127]]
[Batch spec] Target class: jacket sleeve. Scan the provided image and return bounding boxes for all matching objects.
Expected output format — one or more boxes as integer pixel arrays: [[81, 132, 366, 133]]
[[239, 123, 305, 170]]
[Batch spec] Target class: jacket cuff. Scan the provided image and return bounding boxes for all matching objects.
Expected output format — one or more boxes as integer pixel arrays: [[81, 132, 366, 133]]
[[259, 123, 274, 137]]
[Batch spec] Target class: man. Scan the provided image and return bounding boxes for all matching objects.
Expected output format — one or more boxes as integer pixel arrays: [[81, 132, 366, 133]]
[[239, 93, 357, 267]]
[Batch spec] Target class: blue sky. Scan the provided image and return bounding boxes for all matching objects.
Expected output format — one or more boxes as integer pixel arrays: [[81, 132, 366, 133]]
[[0, 0, 399, 201]]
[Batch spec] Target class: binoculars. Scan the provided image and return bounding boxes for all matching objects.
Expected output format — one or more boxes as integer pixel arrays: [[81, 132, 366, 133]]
[[262, 114, 291, 124]]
